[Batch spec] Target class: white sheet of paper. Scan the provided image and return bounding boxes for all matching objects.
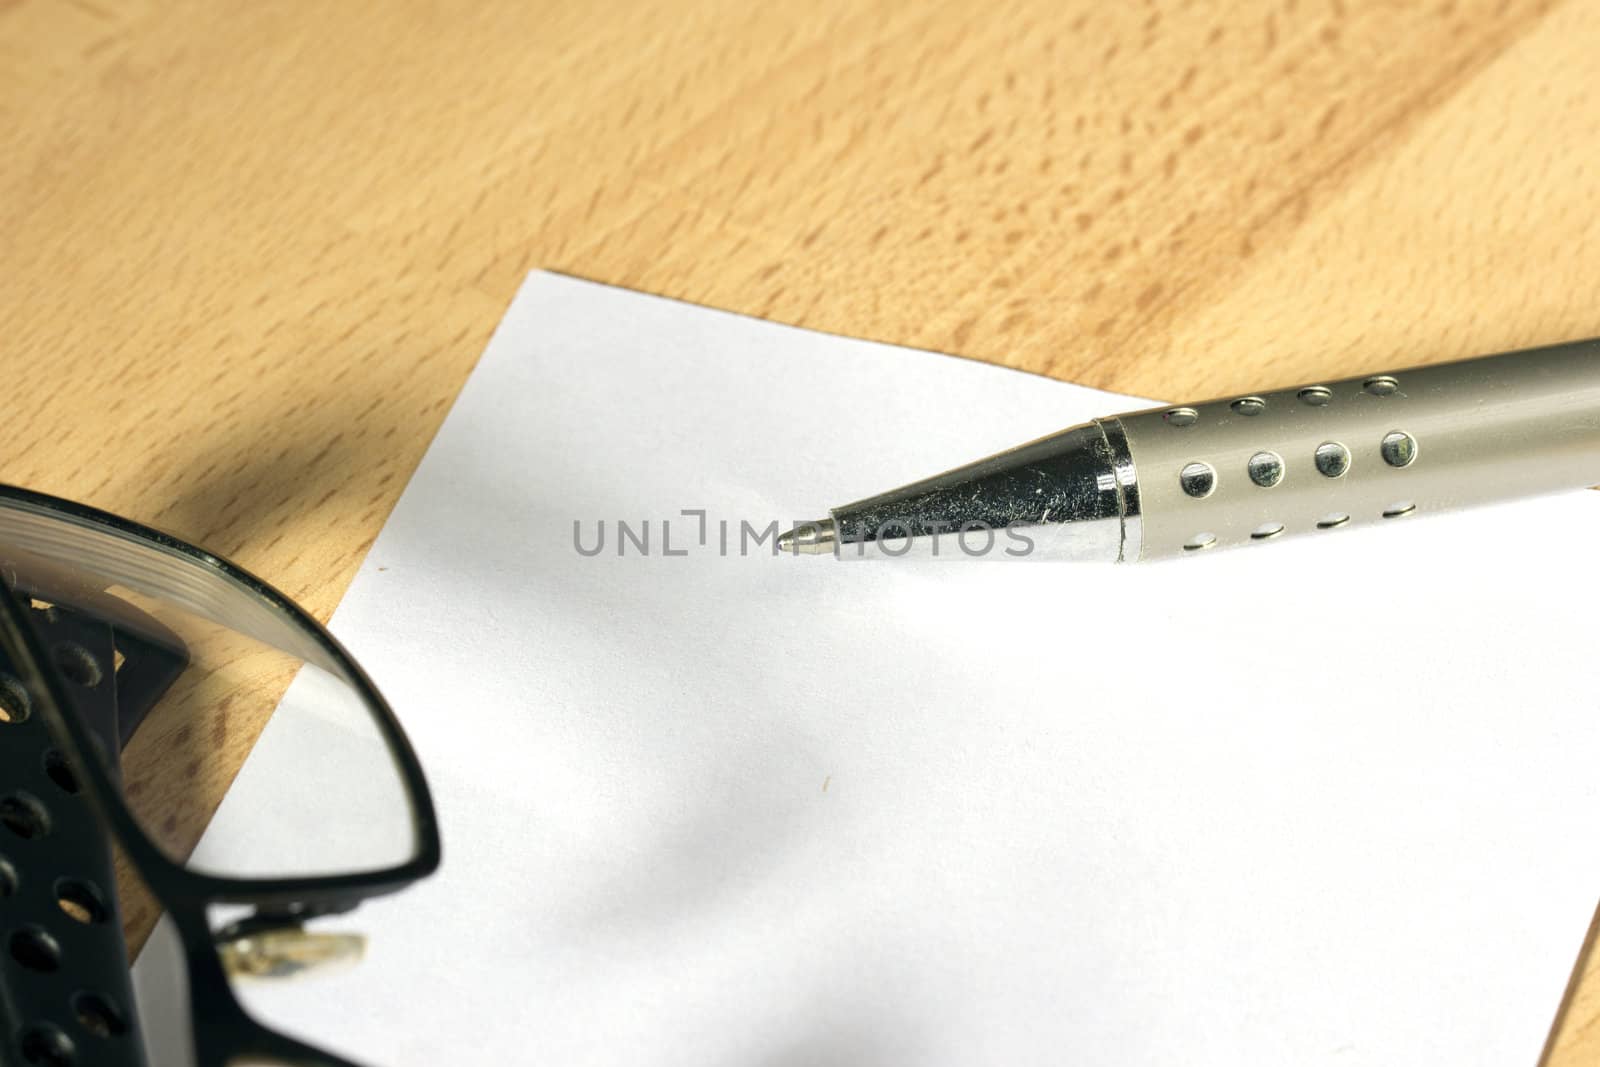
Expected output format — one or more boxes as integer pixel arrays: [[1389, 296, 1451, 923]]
[[140, 271, 1600, 1066]]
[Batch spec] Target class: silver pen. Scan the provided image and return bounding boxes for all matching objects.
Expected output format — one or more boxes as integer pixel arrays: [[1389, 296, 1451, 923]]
[[777, 339, 1600, 561]]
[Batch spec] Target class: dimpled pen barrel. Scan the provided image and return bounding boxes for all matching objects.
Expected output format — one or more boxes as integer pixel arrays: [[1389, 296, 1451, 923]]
[[776, 339, 1600, 561]]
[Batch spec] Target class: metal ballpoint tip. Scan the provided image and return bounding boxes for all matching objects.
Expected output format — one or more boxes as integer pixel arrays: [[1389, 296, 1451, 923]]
[[777, 518, 837, 555]]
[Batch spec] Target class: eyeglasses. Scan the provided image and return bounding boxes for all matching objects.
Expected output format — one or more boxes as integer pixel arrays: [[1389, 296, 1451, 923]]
[[0, 484, 439, 1066]]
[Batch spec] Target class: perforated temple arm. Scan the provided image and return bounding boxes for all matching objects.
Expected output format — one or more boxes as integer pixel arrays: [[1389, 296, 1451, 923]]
[[0, 637, 149, 1066], [19, 594, 189, 768]]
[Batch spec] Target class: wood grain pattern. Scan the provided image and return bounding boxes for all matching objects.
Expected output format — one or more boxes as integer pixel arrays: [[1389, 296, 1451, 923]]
[[3, 0, 1597, 1060]]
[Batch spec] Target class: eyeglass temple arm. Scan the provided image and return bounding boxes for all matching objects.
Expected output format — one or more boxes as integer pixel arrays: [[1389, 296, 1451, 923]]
[[0, 633, 152, 1067], [20, 593, 189, 770]]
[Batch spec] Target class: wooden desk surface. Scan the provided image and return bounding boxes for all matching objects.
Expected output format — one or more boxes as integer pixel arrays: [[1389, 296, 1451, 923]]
[[5, 1, 1596, 1060]]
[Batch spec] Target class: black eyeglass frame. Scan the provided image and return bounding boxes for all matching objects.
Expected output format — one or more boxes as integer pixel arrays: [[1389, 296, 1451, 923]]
[[0, 484, 441, 1066]]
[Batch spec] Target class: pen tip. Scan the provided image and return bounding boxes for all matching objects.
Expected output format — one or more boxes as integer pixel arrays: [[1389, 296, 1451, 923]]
[[777, 518, 836, 555]]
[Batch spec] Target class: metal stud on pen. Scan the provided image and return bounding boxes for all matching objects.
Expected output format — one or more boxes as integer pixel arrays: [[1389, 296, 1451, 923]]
[[1314, 442, 1350, 478], [1179, 462, 1216, 498], [1381, 431, 1418, 467], [1247, 452, 1284, 487]]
